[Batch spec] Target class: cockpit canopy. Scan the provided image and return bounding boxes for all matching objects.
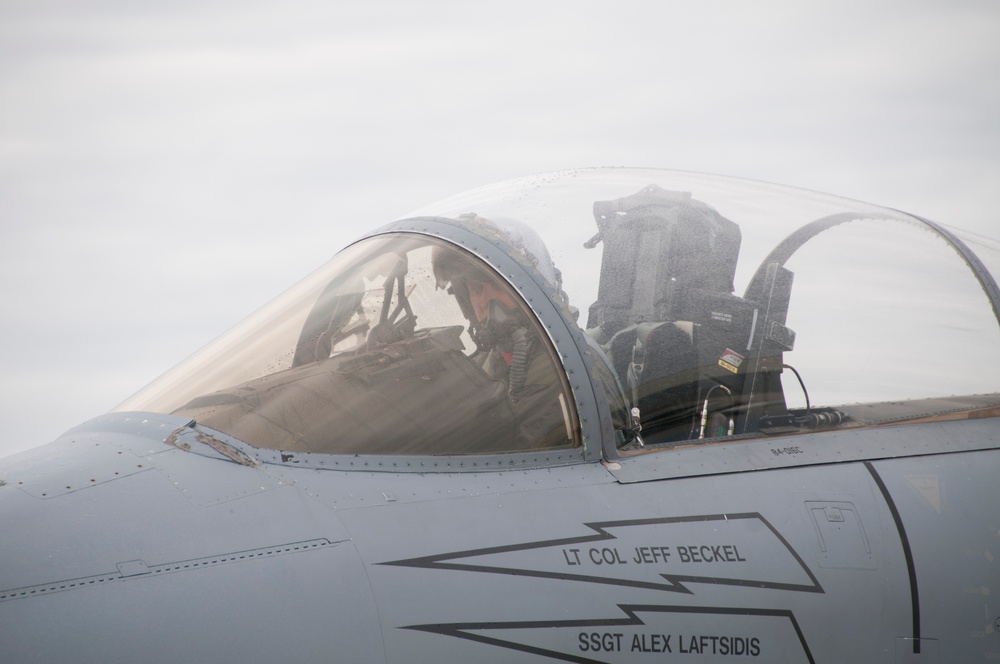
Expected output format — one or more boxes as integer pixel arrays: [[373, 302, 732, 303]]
[[117, 168, 1000, 458], [118, 231, 576, 455]]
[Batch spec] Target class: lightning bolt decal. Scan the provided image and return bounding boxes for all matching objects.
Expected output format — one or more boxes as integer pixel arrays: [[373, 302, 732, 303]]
[[405, 604, 816, 664], [381, 513, 822, 595]]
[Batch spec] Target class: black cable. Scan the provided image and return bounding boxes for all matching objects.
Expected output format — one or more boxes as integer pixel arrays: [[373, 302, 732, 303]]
[[781, 363, 810, 412]]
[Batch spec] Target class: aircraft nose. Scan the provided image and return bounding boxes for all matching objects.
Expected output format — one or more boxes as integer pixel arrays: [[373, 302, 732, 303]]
[[0, 413, 385, 663]]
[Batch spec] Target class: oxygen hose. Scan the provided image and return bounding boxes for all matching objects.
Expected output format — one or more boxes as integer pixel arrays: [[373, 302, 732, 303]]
[[508, 328, 530, 402]]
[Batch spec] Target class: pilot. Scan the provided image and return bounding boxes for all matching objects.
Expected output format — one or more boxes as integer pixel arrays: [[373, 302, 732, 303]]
[[431, 226, 570, 450]]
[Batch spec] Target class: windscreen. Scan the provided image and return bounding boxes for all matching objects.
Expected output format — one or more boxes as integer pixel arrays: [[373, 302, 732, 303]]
[[118, 234, 577, 455]]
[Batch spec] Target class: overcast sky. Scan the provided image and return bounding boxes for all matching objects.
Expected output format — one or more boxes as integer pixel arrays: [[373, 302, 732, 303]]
[[2, 1, 998, 458]]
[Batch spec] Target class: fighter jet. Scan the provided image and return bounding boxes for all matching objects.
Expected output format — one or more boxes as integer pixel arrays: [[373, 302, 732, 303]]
[[2, 168, 998, 663]]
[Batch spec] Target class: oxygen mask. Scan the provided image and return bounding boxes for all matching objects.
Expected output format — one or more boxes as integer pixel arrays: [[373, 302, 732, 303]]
[[475, 299, 523, 353]]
